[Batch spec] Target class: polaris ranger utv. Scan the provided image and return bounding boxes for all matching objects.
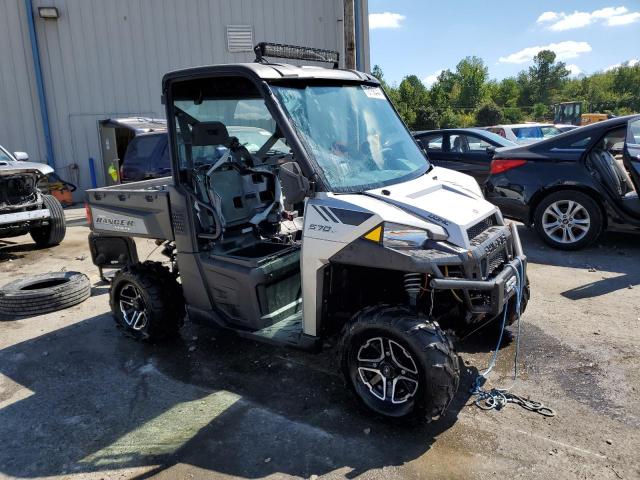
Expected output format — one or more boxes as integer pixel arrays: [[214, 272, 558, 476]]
[[86, 44, 528, 421]]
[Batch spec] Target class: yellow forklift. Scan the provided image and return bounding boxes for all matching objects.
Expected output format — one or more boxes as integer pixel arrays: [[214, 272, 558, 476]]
[[553, 101, 610, 126]]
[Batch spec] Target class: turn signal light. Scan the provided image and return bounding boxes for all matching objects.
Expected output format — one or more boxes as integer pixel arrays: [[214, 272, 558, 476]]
[[490, 159, 527, 175], [85, 202, 92, 224]]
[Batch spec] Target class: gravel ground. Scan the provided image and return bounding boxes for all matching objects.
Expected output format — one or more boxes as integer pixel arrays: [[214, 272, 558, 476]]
[[0, 207, 638, 480]]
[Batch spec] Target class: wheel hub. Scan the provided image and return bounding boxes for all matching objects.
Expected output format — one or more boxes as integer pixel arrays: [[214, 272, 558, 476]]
[[380, 363, 395, 378], [542, 200, 590, 244], [355, 337, 419, 404], [118, 283, 148, 331]]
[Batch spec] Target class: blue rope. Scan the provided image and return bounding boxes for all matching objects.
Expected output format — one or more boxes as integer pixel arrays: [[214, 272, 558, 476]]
[[471, 259, 555, 417]]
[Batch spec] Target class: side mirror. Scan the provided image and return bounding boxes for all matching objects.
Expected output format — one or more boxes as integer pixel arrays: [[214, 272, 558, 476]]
[[279, 161, 310, 206], [13, 151, 29, 161]]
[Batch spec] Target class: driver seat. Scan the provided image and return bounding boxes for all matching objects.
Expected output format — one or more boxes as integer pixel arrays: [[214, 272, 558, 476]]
[[191, 122, 282, 237]]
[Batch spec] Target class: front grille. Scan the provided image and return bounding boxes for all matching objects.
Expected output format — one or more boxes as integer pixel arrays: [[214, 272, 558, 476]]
[[486, 246, 507, 276], [467, 215, 497, 244]]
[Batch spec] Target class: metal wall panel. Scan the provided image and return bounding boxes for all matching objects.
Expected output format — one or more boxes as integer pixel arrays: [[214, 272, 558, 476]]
[[2, 0, 367, 194], [0, 0, 46, 164]]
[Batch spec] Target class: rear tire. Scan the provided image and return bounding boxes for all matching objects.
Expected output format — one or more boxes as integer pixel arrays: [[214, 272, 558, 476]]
[[534, 190, 602, 250], [109, 261, 184, 341], [30, 195, 66, 248], [339, 305, 460, 421]]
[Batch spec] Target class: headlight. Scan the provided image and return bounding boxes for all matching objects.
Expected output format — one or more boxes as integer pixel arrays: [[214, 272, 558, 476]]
[[382, 222, 446, 250]]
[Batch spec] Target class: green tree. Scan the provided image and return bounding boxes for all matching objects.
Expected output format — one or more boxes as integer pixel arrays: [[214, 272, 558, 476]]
[[494, 78, 521, 107], [395, 75, 429, 127], [438, 109, 458, 128], [454, 56, 489, 109], [414, 105, 440, 130], [503, 106, 524, 123], [475, 102, 503, 126], [528, 50, 569, 105], [532, 103, 549, 121]]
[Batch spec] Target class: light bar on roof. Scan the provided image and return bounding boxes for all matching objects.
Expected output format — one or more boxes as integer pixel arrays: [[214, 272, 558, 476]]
[[254, 42, 339, 68]]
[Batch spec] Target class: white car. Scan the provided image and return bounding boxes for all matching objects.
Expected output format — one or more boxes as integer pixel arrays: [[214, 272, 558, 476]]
[[484, 123, 562, 144]]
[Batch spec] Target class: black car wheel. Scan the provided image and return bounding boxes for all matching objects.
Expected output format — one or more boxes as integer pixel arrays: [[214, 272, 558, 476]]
[[30, 195, 66, 248], [340, 305, 460, 421], [110, 261, 184, 341], [534, 190, 602, 250]]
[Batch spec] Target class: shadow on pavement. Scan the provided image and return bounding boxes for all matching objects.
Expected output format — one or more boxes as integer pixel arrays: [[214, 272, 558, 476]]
[[0, 313, 476, 479], [0, 241, 39, 263], [517, 225, 640, 299]]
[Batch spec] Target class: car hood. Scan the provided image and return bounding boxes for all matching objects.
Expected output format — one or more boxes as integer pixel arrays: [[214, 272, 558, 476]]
[[0, 160, 53, 176], [366, 167, 497, 247]]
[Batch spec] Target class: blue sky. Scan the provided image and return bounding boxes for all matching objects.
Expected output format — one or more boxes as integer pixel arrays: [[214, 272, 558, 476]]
[[368, 0, 640, 86]]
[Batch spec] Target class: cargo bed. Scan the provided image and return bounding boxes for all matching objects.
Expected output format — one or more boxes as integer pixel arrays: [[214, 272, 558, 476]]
[[86, 177, 174, 240]]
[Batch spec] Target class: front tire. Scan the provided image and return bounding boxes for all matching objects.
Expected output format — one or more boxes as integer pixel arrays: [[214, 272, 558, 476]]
[[30, 194, 66, 248], [109, 261, 184, 341], [340, 305, 460, 421], [534, 190, 602, 250]]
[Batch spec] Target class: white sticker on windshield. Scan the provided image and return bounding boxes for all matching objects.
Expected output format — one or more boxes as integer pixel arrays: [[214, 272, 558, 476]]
[[362, 86, 385, 99]]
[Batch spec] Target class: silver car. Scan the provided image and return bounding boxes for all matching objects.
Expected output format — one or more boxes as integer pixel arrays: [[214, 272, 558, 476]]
[[0, 145, 66, 247]]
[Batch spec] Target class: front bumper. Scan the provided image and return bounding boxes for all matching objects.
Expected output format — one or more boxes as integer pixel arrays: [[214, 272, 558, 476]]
[[429, 222, 527, 316], [0, 208, 50, 226]]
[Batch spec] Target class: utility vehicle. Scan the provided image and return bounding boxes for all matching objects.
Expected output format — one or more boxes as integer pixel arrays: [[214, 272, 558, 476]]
[[86, 43, 528, 421]]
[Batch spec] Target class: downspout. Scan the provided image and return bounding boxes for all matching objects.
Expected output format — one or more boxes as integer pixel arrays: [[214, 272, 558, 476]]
[[24, 0, 55, 169], [354, 0, 362, 71]]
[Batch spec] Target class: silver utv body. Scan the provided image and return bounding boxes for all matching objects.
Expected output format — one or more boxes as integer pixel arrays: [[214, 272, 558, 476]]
[[87, 58, 526, 349]]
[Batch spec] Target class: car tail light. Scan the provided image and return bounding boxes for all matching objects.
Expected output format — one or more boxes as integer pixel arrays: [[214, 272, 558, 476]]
[[490, 159, 527, 175], [85, 202, 92, 224]]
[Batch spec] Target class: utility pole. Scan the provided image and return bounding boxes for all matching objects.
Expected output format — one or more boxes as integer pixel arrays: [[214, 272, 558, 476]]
[[343, 0, 356, 69]]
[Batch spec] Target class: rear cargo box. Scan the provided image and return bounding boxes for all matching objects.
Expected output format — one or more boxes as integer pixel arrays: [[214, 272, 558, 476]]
[[86, 177, 174, 240]]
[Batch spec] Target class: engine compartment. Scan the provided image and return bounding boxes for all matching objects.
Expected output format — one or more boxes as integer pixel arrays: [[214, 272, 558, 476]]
[[0, 173, 39, 211]]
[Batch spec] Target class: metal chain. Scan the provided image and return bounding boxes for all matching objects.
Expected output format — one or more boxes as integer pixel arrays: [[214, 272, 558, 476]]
[[429, 288, 435, 318], [470, 259, 556, 418]]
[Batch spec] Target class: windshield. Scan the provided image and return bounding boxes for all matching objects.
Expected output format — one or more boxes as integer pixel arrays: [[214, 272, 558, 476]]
[[513, 125, 560, 140], [271, 84, 429, 192], [0, 146, 15, 162], [478, 130, 517, 147], [174, 98, 290, 164]]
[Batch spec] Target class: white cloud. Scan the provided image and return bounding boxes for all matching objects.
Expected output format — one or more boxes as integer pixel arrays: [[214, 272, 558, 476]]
[[605, 58, 639, 70], [566, 64, 583, 76], [423, 69, 443, 87], [536, 6, 640, 31], [606, 11, 640, 25], [369, 12, 406, 29], [537, 11, 559, 23], [549, 12, 593, 31], [498, 41, 592, 64]]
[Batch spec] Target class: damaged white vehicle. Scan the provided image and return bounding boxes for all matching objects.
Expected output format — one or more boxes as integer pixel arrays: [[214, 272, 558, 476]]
[[0, 145, 66, 247]]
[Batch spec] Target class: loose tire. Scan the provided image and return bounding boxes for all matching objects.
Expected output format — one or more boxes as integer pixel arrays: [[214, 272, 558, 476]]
[[340, 305, 460, 421], [30, 194, 66, 248], [0, 271, 90, 318], [534, 190, 602, 250], [109, 261, 184, 341]]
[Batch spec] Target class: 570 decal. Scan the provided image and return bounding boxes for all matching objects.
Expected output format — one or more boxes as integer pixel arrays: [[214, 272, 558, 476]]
[[308, 223, 333, 232]]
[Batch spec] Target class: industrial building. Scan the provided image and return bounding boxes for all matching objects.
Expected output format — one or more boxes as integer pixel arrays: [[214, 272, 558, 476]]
[[0, 0, 370, 195]]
